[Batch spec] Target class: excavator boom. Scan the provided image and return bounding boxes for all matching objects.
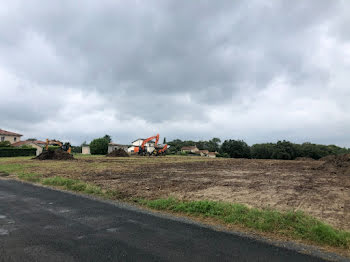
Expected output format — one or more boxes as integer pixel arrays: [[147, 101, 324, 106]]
[[140, 134, 159, 150]]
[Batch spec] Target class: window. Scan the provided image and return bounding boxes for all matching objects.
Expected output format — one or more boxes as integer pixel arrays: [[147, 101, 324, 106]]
[[14, 137, 17, 142], [1, 137, 4, 142]]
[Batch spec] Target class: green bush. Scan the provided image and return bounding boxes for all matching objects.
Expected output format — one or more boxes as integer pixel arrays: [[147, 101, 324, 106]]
[[20, 144, 34, 149], [47, 146, 60, 151], [71, 146, 82, 154], [217, 152, 230, 158], [177, 151, 188, 156], [0, 141, 11, 147], [90, 137, 109, 155], [0, 147, 36, 157]]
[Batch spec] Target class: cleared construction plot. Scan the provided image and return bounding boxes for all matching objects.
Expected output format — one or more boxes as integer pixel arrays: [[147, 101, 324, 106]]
[[0, 155, 349, 232]]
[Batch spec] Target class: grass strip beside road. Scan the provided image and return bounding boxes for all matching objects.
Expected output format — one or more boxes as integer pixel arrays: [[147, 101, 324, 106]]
[[10, 173, 350, 251], [16, 173, 121, 199], [137, 198, 350, 249]]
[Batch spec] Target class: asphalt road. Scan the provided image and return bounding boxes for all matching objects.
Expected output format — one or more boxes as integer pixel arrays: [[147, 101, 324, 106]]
[[0, 180, 335, 262]]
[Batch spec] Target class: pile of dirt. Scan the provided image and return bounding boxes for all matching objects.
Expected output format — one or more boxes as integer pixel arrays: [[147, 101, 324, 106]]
[[295, 157, 314, 161], [34, 150, 75, 160], [318, 154, 350, 175], [106, 148, 129, 157]]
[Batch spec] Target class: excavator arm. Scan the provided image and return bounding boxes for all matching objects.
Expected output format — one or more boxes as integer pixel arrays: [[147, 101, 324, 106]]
[[157, 144, 168, 155], [140, 134, 159, 150], [45, 139, 62, 150]]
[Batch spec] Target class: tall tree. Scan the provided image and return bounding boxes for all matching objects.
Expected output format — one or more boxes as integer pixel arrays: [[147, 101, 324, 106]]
[[221, 139, 250, 158], [103, 134, 112, 143], [90, 137, 109, 155]]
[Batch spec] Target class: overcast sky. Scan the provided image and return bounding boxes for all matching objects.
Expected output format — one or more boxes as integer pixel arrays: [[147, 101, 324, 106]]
[[1, 0, 349, 147]]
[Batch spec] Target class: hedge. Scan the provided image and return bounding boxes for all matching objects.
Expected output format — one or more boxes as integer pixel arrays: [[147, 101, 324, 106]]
[[0, 147, 37, 157]]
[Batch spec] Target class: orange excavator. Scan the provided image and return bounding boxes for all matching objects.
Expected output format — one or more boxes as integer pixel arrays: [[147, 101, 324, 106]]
[[134, 134, 159, 156], [45, 139, 72, 154], [154, 144, 168, 156]]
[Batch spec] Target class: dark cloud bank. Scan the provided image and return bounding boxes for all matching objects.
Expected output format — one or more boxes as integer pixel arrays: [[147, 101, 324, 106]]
[[0, 0, 349, 146]]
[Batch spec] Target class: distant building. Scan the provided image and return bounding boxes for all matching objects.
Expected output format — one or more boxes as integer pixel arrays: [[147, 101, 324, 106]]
[[198, 150, 209, 156], [0, 129, 22, 144], [208, 152, 216, 158], [82, 146, 91, 155], [181, 146, 199, 154]]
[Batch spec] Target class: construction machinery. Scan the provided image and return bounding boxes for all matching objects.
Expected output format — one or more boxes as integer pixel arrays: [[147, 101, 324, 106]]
[[45, 139, 72, 154], [133, 134, 169, 156], [133, 134, 159, 156], [154, 144, 169, 156]]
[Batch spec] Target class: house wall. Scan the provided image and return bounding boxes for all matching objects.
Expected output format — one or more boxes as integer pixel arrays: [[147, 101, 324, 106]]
[[82, 146, 91, 155], [30, 143, 43, 156], [182, 147, 199, 153], [128, 146, 136, 153], [0, 135, 21, 144], [132, 140, 143, 146]]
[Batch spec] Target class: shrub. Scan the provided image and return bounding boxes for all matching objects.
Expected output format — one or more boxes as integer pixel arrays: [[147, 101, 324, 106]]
[[0, 147, 36, 157], [90, 137, 109, 155], [71, 146, 82, 154], [177, 151, 188, 156], [217, 152, 230, 158], [20, 144, 34, 149], [47, 146, 60, 151], [0, 141, 11, 147]]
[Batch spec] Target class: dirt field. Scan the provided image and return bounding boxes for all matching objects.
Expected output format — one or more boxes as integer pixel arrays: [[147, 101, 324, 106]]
[[1, 155, 350, 231]]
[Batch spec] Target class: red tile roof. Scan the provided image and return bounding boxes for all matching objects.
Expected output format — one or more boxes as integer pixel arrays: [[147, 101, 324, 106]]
[[181, 146, 198, 150], [12, 140, 46, 147], [0, 129, 23, 137], [33, 140, 46, 144], [12, 141, 28, 147]]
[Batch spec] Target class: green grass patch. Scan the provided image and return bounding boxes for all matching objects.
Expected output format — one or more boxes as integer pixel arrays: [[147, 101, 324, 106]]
[[18, 173, 43, 182], [0, 163, 27, 174], [42, 176, 103, 195], [137, 198, 350, 249]]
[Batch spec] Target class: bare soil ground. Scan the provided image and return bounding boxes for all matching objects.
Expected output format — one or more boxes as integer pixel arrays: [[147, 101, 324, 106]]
[[2, 155, 350, 231]]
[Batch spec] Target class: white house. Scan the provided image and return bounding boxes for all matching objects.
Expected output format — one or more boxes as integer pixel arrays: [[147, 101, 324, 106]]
[[128, 138, 155, 154], [0, 129, 22, 144]]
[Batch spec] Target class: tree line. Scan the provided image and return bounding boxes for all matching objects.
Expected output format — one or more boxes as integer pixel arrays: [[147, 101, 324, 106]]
[[167, 138, 350, 160], [71, 135, 350, 159]]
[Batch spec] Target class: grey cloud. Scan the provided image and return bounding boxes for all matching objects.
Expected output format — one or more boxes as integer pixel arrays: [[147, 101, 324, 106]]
[[0, 0, 349, 145]]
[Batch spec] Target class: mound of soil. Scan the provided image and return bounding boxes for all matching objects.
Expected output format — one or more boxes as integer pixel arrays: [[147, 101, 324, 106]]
[[106, 148, 129, 157], [295, 157, 314, 161], [318, 154, 350, 175], [35, 150, 75, 160]]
